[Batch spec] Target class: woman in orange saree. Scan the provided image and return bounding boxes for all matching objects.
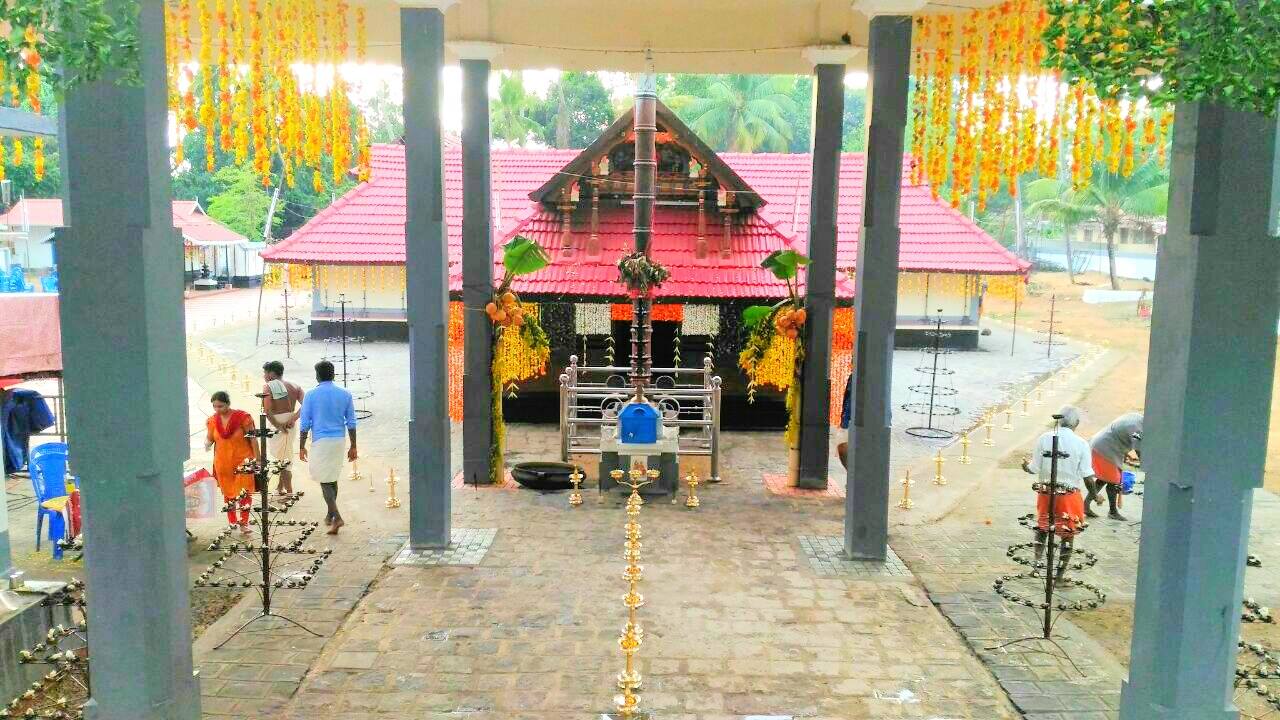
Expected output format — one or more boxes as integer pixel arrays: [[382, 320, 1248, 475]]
[[205, 391, 257, 533]]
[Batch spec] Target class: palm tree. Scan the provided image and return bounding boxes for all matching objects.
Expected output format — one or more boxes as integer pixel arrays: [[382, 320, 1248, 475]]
[[1026, 161, 1168, 289], [1026, 180, 1093, 285], [668, 75, 797, 153], [490, 73, 540, 146]]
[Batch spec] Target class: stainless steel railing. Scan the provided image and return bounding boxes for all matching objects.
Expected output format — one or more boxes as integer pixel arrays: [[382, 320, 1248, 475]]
[[559, 354, 722, 482]]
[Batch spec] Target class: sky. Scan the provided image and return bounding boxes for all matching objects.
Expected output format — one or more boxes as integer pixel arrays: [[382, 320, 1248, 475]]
[[348, 66, 869, 135]]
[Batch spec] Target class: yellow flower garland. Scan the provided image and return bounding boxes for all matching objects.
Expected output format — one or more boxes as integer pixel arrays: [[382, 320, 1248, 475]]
[[913, 0, 1167, 207]]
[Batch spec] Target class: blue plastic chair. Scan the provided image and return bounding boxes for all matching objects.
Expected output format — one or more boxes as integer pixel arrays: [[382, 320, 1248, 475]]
[[39, 275, 57, 293], [29, 444, 72, 558], [7, 266, 26, 293]]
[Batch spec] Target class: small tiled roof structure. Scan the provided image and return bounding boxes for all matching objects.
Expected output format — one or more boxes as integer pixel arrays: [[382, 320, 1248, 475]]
[[0, 198, 247, 246], [263, 142, 1028, 300]]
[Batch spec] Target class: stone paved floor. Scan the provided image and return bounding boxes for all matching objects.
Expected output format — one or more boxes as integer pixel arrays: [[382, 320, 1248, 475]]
[[102, 291, 1280, 719], [893, 458, 1280, 720], [274, 428, 1019, 719]]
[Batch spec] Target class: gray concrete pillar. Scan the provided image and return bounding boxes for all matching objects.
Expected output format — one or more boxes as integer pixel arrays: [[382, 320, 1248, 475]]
[[844, 17, 911, 561], [402, 3, 452, 548], [796, 56, 848, 489], [56, 1, 200, 717], [458, 45, 499, 485], [1120, 103, 1280, 720]]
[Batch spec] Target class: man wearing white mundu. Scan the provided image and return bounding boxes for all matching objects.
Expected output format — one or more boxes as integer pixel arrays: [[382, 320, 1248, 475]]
[[298, 361, 357, 535]]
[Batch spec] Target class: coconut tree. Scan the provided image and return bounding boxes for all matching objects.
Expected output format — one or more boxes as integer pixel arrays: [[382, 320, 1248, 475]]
[[490, 73, 541, 146], [667, 75, 798, 153], [1025, 180, 1093, 285], [1026, 161, 1168, 289]]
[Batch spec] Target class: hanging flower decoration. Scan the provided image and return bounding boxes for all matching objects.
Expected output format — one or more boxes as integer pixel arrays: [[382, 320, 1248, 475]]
[[828, 307, 856, 426], [447, 301, 465, 422], [682, 305, 720, 337], [165, 0, 373, 187], [2, 0, 369, 188], [911, 0, 1173, 207], [610, 303, 685, 322], [575, 303, 612, 335], [739, 249, 810, 449]]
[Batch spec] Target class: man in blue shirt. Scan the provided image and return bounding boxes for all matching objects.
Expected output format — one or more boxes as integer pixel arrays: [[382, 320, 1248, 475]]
[[298, 361, 357, 534]]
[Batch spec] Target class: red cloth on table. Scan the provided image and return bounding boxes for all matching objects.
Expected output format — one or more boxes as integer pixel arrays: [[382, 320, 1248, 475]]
[[0, 295, 62, 376]]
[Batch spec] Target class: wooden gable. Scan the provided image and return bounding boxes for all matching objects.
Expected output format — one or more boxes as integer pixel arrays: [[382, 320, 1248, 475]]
[[528, 99, 764, 212]]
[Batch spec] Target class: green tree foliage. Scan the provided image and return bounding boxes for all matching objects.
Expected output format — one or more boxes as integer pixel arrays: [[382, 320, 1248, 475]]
[[2, 85, 60, 202], [1026, 161, 1168, 290], [664, 74, 798, 153], [170, 125, 351, 241], [490, 73, 540, 146], [3, 135, 61, 201], [841, 87, 867, 152], [662, 74, 867, 154], [363, 81, 404, 144], [205, 166, 282, 243], [530, 72, 613, 149]]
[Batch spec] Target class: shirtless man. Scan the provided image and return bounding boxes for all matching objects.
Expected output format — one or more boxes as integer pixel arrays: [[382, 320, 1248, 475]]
[[262, 361, 304, 494]]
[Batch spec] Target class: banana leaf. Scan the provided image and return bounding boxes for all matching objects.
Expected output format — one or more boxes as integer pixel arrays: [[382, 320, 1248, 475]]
[[742, 305, 774, 329], [760, 249, 809, 281], [502, 236, 551, 277]]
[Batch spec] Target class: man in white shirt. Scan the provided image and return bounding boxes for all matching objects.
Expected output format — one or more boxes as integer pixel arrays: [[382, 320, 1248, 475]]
[[1020, 406, 1096, 586]]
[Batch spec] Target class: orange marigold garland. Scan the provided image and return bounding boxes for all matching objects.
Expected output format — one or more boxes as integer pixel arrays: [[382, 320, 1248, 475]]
[[610, 304, 684, 322], [909, 15, 929, 186], [32, 137, 43, 182], [827, 307, 856, 426], [447, 301, 465, 421], [911, 0, 1167, 206], [197, 0, 215, 171], [165, 0, 370, 188]]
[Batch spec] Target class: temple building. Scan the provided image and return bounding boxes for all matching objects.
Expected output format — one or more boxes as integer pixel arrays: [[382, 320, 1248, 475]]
[[263, 100, 1027, 422], [0, 198, 261, 288]]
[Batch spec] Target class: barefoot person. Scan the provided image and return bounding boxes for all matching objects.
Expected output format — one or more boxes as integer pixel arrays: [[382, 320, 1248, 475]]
[[262, 361, 304, 494], [298, 361, 357, 535], [205, 391, 257, 535], [1088, 412, 1143, 521], [1020, 406, 1095, 586]]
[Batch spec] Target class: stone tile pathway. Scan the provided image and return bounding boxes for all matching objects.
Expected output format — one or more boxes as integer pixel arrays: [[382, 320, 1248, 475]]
[[798, 536, 911, 579], [270, 431, 1018, 720], [893, 450, 1280, 720], [193, 527, 404, 717], [391, 528, 498, 567]]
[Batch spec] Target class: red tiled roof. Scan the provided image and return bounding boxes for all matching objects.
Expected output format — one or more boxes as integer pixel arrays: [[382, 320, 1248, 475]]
[[262, 144, 1028, 299], [0, 198, 247, 246]]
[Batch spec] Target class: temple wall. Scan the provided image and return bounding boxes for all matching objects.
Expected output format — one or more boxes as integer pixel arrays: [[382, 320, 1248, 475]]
[[313, 264, 407, 315]]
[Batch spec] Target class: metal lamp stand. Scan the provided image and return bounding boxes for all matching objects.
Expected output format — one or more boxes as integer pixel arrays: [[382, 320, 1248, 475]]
[[199, 408, 328, 650], [903, 310, 960, 439]]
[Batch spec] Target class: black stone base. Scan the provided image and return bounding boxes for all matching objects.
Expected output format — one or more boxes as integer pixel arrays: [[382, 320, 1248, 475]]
[[895, 326, 980, 350], [309, 318, 409, 341]]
